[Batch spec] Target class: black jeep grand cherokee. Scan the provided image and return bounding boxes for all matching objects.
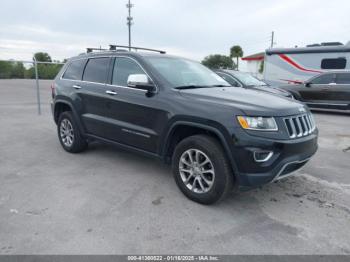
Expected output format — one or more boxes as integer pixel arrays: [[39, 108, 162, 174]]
[[51, 47, 318, 204]]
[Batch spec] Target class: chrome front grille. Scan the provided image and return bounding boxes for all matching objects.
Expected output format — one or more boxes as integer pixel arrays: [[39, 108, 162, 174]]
[[284, 113, 315, 138]]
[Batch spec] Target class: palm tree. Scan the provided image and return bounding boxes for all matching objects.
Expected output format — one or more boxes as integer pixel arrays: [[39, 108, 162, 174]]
[[230, 45, 243, 70]]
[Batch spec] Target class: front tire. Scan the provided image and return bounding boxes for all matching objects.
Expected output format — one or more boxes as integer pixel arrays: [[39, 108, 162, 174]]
[[57, 111, 87, 153], [172, 135, 234, 205]]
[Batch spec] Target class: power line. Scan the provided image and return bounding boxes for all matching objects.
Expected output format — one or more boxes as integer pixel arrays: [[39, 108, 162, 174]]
[[126, 0, 134, 51]]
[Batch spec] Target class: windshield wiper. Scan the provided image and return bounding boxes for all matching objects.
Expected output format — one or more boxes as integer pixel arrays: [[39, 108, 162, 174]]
[[173, 85, 207, 90], [174, 84, 231, 90], [247, 84, 267, 87], [207, 84, 231, 87]]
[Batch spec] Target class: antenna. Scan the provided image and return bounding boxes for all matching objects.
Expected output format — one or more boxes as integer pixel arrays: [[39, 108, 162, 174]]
[[126, 0, 134, 51], [270, 31, 274, 48]]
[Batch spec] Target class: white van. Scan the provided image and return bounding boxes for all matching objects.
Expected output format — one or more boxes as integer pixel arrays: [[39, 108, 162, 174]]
[[263, 43, 350, 85]]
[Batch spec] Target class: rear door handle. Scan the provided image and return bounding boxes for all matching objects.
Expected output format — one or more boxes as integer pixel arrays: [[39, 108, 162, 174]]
[[106, 90, 117, 95], [73, 85, 82, 89]]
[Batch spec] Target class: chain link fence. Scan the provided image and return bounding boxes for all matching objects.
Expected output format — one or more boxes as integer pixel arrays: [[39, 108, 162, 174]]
[[0, 57, 64, 115]]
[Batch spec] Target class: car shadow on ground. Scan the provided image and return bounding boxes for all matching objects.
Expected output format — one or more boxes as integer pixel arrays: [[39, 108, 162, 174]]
[[82, 140, 330, 211], [61, 137, 350, 230]]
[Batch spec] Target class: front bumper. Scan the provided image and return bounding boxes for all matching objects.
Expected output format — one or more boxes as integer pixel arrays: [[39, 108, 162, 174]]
[[232, 132, 318, 189]]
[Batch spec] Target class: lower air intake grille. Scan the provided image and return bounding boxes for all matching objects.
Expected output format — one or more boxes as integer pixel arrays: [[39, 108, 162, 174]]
[[284, 113, 315, 138]]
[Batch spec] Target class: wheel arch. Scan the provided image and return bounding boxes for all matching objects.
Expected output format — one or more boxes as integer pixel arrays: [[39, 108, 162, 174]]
[[287, 89, 303, 101], [161, 121, 239, 178], [53, 99, 86, 135], [54, 101, 72, 123]]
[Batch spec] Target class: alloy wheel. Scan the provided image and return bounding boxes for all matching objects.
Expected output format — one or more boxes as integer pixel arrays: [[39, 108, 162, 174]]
[[179, 149, 215, 193], [60, 118, 74, 147]]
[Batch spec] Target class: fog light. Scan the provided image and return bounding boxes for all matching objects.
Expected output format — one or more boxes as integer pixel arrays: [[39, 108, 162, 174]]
[[254, 151, 273, 162]]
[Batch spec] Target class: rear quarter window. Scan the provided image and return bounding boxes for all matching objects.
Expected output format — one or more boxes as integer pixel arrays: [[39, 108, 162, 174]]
[[62, 59, 87, 80]]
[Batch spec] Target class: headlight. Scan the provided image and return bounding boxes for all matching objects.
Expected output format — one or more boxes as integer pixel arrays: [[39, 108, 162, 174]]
[[237, 116, 278, 131]]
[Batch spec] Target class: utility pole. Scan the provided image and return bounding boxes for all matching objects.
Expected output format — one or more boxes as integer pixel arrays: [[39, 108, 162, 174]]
[[126, 0, 134, 51], [270, 31, 275, 48]]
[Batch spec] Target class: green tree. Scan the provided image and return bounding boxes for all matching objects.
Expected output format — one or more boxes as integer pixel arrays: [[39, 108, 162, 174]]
[[33, 63, 63, 79], [201, 54, 234, 69], [0, 61, 13, 78], [24, 67, 35, 79], [259, 60, 264, 74], [230, 45, 243, 70], [34, 52, 52, 62], [11, 62, 25, 78], [30, 52, 63, 79], [0, 53, 64, 79], [0, 61, 25, 79]]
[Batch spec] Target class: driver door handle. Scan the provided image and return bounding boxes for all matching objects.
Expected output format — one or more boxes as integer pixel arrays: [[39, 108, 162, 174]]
[[106, 90, 117, 95], [73, 84, 82, 89], [324, 82, 336, 90]]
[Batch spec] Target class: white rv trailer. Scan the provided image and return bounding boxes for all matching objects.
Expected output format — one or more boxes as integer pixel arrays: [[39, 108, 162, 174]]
[[263, 43, 350, 85]]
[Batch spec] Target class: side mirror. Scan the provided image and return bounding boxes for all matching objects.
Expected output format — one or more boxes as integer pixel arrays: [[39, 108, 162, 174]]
[[127, 74, 156, 94], [304, 82, 311, 87]]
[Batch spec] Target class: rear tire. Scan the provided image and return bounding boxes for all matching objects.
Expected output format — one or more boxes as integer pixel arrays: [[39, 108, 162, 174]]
[[57, 111, 87, 153], [172, 135, 234, 205]]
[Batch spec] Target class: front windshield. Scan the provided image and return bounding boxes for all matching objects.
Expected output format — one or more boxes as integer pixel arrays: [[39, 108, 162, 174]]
[[231, 71, 267, 86], [145, 56, 230, 88]]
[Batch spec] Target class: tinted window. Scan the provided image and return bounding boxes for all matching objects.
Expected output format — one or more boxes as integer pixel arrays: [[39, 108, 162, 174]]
[[112, 57, 145, 86], [311, 74, 334, 84], [335, 73, 350, 84], [62, 59, 86, 80], [83, 58, 109, 83], [321, 58, 346, 69], [217, 73, 240, 87]]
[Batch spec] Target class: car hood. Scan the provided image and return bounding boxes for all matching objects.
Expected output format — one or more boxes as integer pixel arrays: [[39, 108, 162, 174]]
[[179, 87, 306, 116], [249, 85, 292, 97]]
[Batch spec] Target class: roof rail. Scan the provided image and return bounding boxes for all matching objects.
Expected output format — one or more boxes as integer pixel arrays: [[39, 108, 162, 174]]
[[86, 47, 108, 53], [320, 42, 343, 46], [86, 45, 166, 54], [109, 44, 166, 54]]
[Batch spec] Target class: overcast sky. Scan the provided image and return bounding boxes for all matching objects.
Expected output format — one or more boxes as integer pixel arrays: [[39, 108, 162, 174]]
[[1, 0, 349, 66]]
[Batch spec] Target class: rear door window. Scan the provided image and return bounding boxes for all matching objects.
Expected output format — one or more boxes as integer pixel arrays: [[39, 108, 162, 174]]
[[311, 74, 335, 85], [321, 58, 346, 69], [83, 57, 110, 83], [335, 73, 350, 84], [62, 59, 86, 80]]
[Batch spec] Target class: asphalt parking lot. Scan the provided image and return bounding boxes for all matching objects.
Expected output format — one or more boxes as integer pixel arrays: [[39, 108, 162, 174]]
[[0, 79, 349, 255]]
